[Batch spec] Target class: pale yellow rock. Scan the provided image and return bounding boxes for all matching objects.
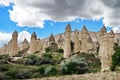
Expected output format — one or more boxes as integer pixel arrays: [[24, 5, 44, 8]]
[[81, 25, 89, 53], [10, 31, 18, 57], [64, 24, 71, 58], [29, 32, 37, 54], [74, 29, 80, 53]]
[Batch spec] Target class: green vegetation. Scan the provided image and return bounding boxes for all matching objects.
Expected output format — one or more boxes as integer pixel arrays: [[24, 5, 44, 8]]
[[111, 43, 120, 71], [0, 47, 102, 79], [61, 56, 88, 74]]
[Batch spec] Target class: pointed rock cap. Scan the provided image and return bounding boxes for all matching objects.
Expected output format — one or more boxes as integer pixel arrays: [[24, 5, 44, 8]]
[[109, 30, 115, 38], [65, 23, 71, 32], [74, 29, 79, 34], [58, 34, 64, 42], [100, 25, 107, 33], [49, 33, 55, 42], [88, 36, 92, 43], [12, 30, 18, 37], [31, 32, 37, 39], [81, 25, 88, 33], [22, 38, 28, 44]]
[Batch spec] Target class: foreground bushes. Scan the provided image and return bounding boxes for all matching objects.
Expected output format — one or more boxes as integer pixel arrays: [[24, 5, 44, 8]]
[[61, 55, 88, 75], [111, 43, 120, 71]]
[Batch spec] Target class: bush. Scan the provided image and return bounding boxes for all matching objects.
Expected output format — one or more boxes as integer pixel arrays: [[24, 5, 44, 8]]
[[5, 69, 18, 78], [0, 73, 10, 80], [56, 48, 64, 53], [5, 69, 32, 79], [111, 43, 120, 71], [61, 55, 88, 75], [42, 53, 52, 59], [0, 66, 8, 72], [0, 54, 10, 62], [15, 70, 31, 79], [36, 65, 57, 77], [44, 65, 57, 76], [24, 54, 41, 65], [45, 47, 51, 52]]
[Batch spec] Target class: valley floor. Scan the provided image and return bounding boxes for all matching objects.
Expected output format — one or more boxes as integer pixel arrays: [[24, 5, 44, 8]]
[[29, 72, 120, 80]]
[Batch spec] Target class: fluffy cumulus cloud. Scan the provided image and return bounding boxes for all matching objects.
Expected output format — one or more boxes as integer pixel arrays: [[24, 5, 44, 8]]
[[0, 0, 120, 32], [0, 31, 31, 48], [0, 32, 12, 48]]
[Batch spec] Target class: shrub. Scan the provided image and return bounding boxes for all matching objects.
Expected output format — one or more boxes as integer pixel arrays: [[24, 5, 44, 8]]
[[6, 69, 32, 79], [44, 65, 57, 76], [24, 54, 41, 65], [15, 70, 31, 79], [45, 47, 51, 52], [0, 54, 10, 62], [56, 48, 64, 53], [5, 69, 18, 78], [0, 73, 10, 80], [42, 53, 52, 59], [111, 43, 120, 71], [61, 55, 88, 75], [38, 66, 46, 75], [0, 66, 8, 72]]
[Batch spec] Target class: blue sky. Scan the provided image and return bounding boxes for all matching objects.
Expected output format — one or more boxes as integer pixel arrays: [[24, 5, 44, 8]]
[[0, 0, 120, 47], [0, 4, 104, 37]]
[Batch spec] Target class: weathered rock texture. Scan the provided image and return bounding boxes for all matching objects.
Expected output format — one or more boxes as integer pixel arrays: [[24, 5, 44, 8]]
[[64, 24, 71, 58], [29, 32, 38, 54], [10, 31, 18, 57], [20, 38, 29, 51], [81, 26, 89, 53], [74, 29, 80, 53], [99, 26, 115, 72], [57, 34, 64, 48]]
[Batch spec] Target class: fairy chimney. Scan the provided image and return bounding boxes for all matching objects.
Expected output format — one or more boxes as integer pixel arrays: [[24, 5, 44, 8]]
[[74, 29, 80, 53], [29, 32, 37, 54], [99, 26, 115, 71], [49, 33, 55, 42], [10, 31, 18, 56], [64, 24, 71, 58], [20, 38, 29, 51], [81, 25, 88, 53], [57, 34, 64, 48]]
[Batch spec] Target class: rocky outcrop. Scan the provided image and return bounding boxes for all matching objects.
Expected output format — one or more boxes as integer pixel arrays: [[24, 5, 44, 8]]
[[74, 29, 80, 53], [99, 26, 115, 72], [20, 38, 29, 51], [64, 24, 71, 58], [10, 31, 18, 57], [29, 32, 37, 54], [81, 26, 89, 53]]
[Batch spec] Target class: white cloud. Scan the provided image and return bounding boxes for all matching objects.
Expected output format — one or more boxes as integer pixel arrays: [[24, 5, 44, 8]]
[[0, 31, 12, 48], [112, 27, 120, 33], [18, 31, 31, 43], [1, 0, 120, 31], [0, 31, 31, 48], [0, 0, 13, 6]]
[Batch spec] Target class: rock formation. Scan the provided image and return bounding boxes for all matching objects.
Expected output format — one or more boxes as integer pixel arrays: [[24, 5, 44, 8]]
[[81, 26, 89, 53], [10, 31, 18, 57], [29, 32, 37, 54], [74, 29, 80, 53], [64, 24, 71, 58], [20, 38, 29, 51], [99, 26, 115, 72], [57, 34, 64, 48], [47, 33, 58, 52]]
